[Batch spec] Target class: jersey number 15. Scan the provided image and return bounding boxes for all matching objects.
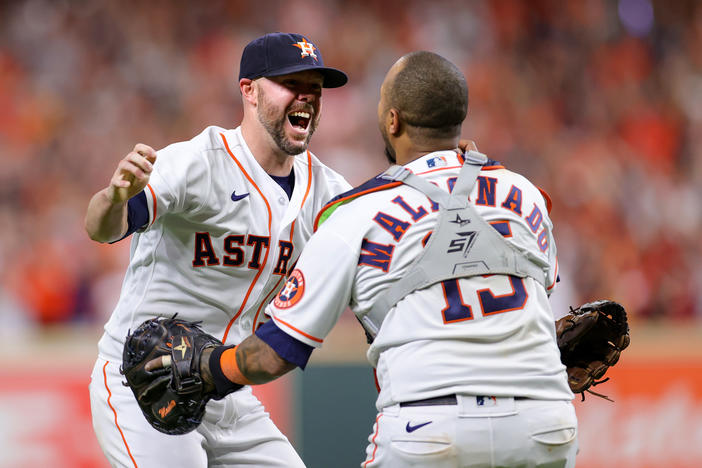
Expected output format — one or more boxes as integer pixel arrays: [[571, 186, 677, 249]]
[[440, 275, 527, 324]]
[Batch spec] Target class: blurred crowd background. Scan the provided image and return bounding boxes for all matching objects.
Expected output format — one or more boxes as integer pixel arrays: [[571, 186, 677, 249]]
[[1, 0, 700, 334]]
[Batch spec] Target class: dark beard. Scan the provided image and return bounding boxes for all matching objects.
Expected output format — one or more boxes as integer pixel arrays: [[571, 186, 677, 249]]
[[380, 127, 396, 164], [260, 116, 310, 155], [384, 146, 396, 164], [257, 93, 316, 156]]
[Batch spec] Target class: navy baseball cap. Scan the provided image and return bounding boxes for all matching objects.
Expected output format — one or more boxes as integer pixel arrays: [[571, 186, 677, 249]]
[[239, 32, 348, 88]]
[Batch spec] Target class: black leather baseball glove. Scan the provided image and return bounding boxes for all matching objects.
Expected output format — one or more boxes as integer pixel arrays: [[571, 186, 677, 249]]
[[556, 300, 630, 400], [121, 316, 224, 435]]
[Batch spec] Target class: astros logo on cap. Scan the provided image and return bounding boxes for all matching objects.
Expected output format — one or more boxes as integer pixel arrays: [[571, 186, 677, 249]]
[[274, 269, 305, 309], [293, 38, 318, 60]]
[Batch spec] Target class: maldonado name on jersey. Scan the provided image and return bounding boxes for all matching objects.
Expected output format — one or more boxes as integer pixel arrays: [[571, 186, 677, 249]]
[[337, 172, 552, 273]]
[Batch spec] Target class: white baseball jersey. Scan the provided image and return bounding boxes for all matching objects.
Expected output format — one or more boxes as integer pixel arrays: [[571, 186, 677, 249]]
[[90, 125, 350, 467], [97, 125, 350, 360], [265, 150, 572, 410]]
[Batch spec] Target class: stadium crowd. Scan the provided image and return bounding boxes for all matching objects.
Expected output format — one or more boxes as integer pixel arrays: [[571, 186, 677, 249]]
[[0, 0, 700, 331]]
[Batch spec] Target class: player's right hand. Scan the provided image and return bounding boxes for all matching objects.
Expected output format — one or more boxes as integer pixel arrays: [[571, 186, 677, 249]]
[[107, 143, 157, 204]]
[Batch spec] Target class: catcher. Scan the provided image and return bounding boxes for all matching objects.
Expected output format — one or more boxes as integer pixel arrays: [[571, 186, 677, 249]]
[[123, 300, 630, 435]]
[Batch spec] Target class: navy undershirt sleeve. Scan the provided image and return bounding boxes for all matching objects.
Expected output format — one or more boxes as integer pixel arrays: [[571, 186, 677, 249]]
[[255, 320, 314, 369], [110, 191, 148, 243]]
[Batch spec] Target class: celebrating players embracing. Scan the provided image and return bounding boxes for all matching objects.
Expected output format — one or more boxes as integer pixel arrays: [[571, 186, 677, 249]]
[[117, 49, 630, 467], [147, 51, 580, 467]]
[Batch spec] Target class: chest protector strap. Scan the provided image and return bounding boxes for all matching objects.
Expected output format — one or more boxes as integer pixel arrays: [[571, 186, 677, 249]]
[[360, 151, 550, 340]]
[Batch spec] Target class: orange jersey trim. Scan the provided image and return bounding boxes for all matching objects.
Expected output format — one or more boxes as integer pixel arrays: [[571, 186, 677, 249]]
[[103, 361, 138, 468], [251, 275, 285, 334], [146, 183, 157, 226], [220, 132, 273, 343], [313, 181, 403, 231], [363, 414, 383, 467], [415, 164, 463, 176], [537, 186, 553, 214], [314, 163, 505, 230], [288, 150, 314, 241], [415, 163, 504, 176], [272, 315, 323, 343], [547, 257, 559, 291], [250, 152, 314, 334]]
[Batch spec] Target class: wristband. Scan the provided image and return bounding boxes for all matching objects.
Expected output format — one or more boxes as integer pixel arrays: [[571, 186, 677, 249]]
[[220, 346, 255, 386], [209, 345, 244, 398]]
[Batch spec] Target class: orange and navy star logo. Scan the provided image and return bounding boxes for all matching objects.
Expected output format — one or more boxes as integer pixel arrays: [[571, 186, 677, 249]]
[[292, 38, 318, 60]]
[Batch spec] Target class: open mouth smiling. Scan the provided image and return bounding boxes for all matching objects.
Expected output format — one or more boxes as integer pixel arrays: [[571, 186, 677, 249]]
[[288, 111, 311, 130]]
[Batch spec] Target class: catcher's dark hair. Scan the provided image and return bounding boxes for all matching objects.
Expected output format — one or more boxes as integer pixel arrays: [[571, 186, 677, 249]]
[[387, 51, 468, 140]]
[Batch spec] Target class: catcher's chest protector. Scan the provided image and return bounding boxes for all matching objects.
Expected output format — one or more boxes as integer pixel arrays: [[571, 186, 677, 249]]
[[360, 151, 551, 340]]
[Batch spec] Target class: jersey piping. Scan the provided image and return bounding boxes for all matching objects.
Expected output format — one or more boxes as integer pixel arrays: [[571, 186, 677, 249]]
[[146, 183, 157, 227], [314, 178, 402, 230], [251, 275, 285, 334], [314, 158, 505, 230], [287, 150, 313, 243], [363, 414, 383, 467], [220, 132, 273, 343], [414, 161, 504, 176], [250, 150, 314, 334], [271, 315, 324, 343], [103, 361, 138, 468], [547, 257, 559, 291], [537, 186, 553, 213]]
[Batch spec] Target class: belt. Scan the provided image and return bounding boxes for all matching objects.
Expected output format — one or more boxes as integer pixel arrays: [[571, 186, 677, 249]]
[[399, 394, 527, 407], [400, 394, 457, 407]]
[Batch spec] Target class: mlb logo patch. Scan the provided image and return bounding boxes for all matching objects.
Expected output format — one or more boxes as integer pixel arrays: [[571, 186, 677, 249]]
[[476, 396, 497, 407], [427, 156, 447, 168]]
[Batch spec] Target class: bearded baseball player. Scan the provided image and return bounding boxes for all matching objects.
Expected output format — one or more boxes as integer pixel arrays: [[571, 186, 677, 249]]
[[85, 33, 350, 467], [166, 50, 583, 468]]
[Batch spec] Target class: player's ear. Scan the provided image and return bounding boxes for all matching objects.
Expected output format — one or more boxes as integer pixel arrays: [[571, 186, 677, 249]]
[[240, 78, 256, 105], [387, 108, 402, 136]]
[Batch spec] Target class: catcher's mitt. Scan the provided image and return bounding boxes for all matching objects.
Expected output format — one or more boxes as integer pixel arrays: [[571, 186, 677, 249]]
[[556, 300, 630, 400], [121, 316, 222, 435]]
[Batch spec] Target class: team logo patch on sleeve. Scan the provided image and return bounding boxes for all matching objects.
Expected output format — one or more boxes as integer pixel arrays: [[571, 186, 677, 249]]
[[274, 269, 305, 309]]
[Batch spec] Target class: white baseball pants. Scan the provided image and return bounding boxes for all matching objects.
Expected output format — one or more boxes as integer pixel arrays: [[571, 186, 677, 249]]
[[362, 395, 577, 468], [90, 356, 305, 468]]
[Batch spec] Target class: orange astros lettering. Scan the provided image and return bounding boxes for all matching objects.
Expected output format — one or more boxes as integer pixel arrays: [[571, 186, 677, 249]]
[[159, 400, 176, 419]]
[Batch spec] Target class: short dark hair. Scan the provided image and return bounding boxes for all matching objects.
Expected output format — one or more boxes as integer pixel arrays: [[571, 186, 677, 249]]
[[387, 51, 468, 139]]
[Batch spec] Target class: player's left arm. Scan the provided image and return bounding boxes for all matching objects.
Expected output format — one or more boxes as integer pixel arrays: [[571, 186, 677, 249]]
[[141, 210, 358, 395], [200, 334, 295, 389], [204, 223, 357, 393], [145, 332, 295, 398]]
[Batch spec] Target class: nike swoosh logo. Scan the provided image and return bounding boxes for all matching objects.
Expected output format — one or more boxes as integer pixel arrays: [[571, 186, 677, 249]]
[[231, 191, 249, 202], [405, 421, 432, 433]]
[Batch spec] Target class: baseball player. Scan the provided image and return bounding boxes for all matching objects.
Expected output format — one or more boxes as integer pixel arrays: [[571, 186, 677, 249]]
[[196, 51, 578, 467], [85, 33, 351, 467]]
